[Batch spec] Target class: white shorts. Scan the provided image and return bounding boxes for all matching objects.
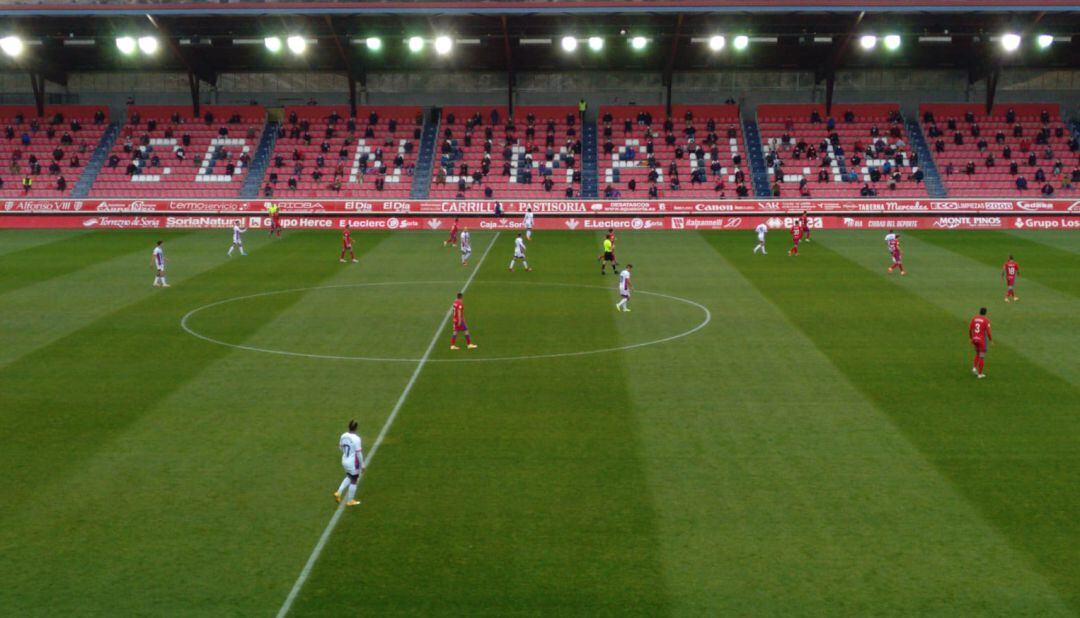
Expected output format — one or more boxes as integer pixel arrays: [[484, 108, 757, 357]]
[[620, 288, 630, 298], [757, 233, 766, 242], [155, 266, 165, 275], [514, 250, 525, 259], [342, 455, 362, 477]]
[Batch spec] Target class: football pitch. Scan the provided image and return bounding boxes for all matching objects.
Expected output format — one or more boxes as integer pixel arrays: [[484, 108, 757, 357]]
[[0, 227, 1077, 616]]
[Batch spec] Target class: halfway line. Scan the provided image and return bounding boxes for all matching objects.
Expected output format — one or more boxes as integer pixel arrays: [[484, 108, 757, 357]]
[[275, 231, 500, 618]]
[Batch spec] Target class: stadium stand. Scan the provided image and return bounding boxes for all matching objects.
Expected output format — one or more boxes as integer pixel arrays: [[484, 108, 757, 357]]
[[599, 104, 746, 198], [0, 105, 108, 198], [89, 105, 266, 198], [429, 106, 583, 199], [756, 103, 929, 198], [918, 103, 1080, 197], [266, 105, 423, 199]]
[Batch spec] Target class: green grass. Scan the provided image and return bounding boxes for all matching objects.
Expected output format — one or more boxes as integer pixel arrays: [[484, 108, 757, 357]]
[[0, 228, 1076, 616]]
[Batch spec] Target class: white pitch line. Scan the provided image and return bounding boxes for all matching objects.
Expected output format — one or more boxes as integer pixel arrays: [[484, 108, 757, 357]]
[[275, 232, 500, 618]]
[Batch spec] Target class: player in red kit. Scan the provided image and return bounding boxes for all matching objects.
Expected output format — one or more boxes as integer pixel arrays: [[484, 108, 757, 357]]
[[340, 224, 358, 263], [799, 211, 811, 242], [787, 222, 803, 256], [969, 307, 992, 378], [885, 230, 906, 275], [449, 292, 477, 350], [1002, 255, 1020, 302], [444, 218, 460, 247]]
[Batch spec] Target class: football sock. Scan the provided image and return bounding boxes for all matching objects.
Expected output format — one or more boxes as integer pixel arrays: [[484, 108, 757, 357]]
[[337, 477, 350, 494], [228, 246, 234, 256], [451, 335, 457, 345], [523, 261, 529, 269], [465, 335, 472, 345], [346, 484, 357, 502]]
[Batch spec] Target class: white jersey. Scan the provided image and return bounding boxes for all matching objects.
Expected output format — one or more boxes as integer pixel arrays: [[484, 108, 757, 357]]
[[884, 232, 896, 246], [619, 269, 631, 295], [233, 225, 245, 243], [514, 236, 527, 258], [523, 211, 535, 228], [339, 431, 363, 474], [755, 223, 768, 238], [153, 246, 164, 269], [460, 230, 471, 253]]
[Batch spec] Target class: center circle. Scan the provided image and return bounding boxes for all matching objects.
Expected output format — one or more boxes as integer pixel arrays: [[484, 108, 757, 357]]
[[180, 281, 710, 363]]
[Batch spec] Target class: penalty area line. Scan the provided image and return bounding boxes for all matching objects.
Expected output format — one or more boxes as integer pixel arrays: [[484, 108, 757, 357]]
[[275, 231, 500, 618]]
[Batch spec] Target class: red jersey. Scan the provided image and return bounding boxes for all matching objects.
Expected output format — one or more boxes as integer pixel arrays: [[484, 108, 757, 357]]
[[452, 299, 465, 327], [1003, 260, 1019, 279], [888, 237, 900, 253], [969, 315, 991, 343], [799, 214, 809, 229], [450, 222, 459, 235], [791, 225, 803, 241], [343, 229, 352, 246]]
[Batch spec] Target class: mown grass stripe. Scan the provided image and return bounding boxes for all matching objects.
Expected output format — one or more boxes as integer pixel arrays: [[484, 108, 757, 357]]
[[820, 230, 1078, 387], [708, 232, 1080, 613], [0, 229, 90, 259], [0, 232, 390, 524], [0, 230, 191, 297], [913, 230, 1078, 298], [288, 231, 674, 615]]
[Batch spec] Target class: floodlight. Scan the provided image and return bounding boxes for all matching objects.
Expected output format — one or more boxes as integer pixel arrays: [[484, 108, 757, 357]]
[[137, 36, 158, 55], [434, 36, 452, 55], [286, 35, 306, 55], [1000, 33, 1021, 52], [630, 36, 647, 50], [116, 36, 137, 55], [1036, 34, 1053, 49], [264, 36, 282, 53], [732, 35, 749, 50], [0, 36, 24, 57], [859, 35, 877, 50], [365, 37, 382, 51], [408, 36, 424, 53], [883, 34, 901, 50], [561, 36, 578, 52], [587, 36, 604, 51], [708, 35, 725, 51]]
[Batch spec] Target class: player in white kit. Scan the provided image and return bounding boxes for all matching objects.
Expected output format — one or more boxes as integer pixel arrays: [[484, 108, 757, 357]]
[[753, 222, 768, 254], [227, 220, 247, 256], [615, 264, 633, 312], [152, 240, 169, 287], [509, 233, 531, 271], [334, 419, 365, 507], [523, 208, 535, 241], [460, 228, 472, 266]]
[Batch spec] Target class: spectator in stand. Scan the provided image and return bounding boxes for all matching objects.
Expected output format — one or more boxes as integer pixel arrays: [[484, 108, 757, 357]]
[[736, 184, 749, 197], [985, 154, 995, 168], [1040, 182, 1054, 196], [565, 186, 575, 198], [264, 184, 274, 197], [770, 182, 780, 197], [1015, 176, 1028, 190], [288, 177, 298, 190], [965, 161, 976, 176], [56, 176, 66, 192], [1034, 168, 1046, 182], [1009, 161, 1019, 175], [860, 183, 876, 197], [22, 175, 32, 193], [628, 178, 637, 193]]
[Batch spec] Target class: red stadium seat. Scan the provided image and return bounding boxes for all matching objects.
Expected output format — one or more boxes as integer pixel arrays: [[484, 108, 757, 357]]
[[0, 105, 107, 198], [88, 105, 266, 198], [918, 103, 1079, 197]]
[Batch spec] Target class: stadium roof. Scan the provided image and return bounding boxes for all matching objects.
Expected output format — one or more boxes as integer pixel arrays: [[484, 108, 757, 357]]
[[0, 1, 1075, 103]]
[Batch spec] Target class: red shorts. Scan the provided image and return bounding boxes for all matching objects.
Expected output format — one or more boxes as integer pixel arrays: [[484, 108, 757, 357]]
[[454, 322, 468, 332], [971, 339, 986, 354], [343, 242, 353, 250], [892, 250, 902, 262], [1006, 276, 1015, 286]]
